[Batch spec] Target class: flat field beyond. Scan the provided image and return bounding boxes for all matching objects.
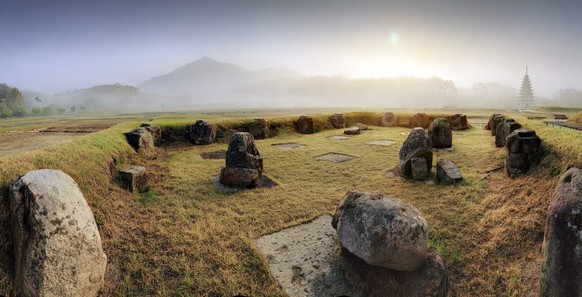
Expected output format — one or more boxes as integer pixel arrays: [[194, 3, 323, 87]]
[[0, 109, 581, 296]]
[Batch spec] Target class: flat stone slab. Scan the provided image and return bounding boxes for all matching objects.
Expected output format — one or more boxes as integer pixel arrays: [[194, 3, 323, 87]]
[[453, 134, 461, 138], [368, 140, 396, 146], [328, 135, 350, 140], [256, 214, 447, 297], [315, 153, 355, 163], [272, 143, 306, 150], [399, 132, 410, 136], [360, 129, 377, 133], [200, 150, 226, 159], [212, 175, 278, 194]]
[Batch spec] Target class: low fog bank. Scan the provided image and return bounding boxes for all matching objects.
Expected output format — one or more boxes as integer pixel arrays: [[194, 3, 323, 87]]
[[19, 76, 581, 115]]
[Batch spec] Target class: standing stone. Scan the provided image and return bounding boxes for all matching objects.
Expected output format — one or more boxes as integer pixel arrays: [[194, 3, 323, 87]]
[[428, 118, 452, 149], [381, 112, 397, 127], [332, 191, 428, 271], [411, 157, 429, 181], [248, 119, 270, 140], [189, 120, 217, 145], [541, 168, 582, 296], [436, 160, 462, 184], [295, 116, 314, 134], [448, 114, 469, 131], [505, 129, 543, 178], [408, 113, 432, 128], [140, 123, 162, 146], [125, 127, 154, 152], [399, 128, 433, 179], [330, 114, 345, 128], [485, 114, 502, 130], [219, 132, 263, 187], [118, 165, 147, 193], [9, 170, 107, 297], [494, 118, 521, 148], [491, 115, 506, 136]]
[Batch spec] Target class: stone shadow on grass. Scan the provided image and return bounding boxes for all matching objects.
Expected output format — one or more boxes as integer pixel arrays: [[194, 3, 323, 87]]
[[200, 150, 226, 159], [212, 175, 278, 194]]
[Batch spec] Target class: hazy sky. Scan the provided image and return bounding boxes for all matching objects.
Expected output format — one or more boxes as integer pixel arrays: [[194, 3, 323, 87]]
[[1, 0, 581, 97]]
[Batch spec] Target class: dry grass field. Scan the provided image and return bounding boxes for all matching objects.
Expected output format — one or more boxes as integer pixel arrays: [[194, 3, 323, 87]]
[[0, 110, 581, 296]]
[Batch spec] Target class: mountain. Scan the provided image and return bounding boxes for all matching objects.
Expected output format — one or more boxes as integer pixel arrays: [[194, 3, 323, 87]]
[[138, 57, 302, 97]]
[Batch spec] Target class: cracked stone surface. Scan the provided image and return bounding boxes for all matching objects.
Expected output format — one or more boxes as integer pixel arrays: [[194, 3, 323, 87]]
[[272, 143, 306, 150], [315, 153, 355, 163]]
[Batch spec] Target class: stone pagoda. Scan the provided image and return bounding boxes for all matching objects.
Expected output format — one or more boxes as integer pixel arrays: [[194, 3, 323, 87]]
[[518, 66, 534, 110]]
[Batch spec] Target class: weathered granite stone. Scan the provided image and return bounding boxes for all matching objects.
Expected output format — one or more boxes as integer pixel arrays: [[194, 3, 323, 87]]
[[381, 112, 397, 127], [219, 132, 263, 187], [448, 114, 469, 131], [248, 119, 270, 140], [541, 168, 582, 296], [485, 113, 502, 130], [495, 118, 521, 148], [355, 123, 368, 130], [409, 113, 432, 128], [344, 127, 361, 135], [330, 114, 345, 128], [491, 115, 506, 136], [125, 127, 154, 152], [435, 160, 462, 184], [140, 123, 162, 146], [399, 128, 433, 179], [189, 120, 217, 145], [411, 157, 429, 181], [505, 129, 543, 178], [332, 191, 428, 271], [118, 165, 147, 192], [428, 118, 452, 148], [9, 169, 107, 297], [295, 116, 314, 134]]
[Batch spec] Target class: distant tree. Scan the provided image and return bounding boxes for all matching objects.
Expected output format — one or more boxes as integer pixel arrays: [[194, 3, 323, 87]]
[[30, 107, 41, 116], [57, 107, 66, 114], [34, 96, 41, 103], [41, 106, 54, 116], [70, 106, 76, 112], [13, 106, 27, 117], [0, 83, 26, 117], [0, 101, 13, 118]]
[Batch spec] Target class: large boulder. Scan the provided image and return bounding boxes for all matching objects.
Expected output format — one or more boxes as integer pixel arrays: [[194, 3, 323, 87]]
[[248, 119, 270, 140], [490, 115, 506, 136], [219, 132, 263, 187], [332, 191, 429, 271], [541, 168, 582, 296], [505, 129, 543, 178], [125, 127, 154, 152], [330, 114, 345, 128], [435, 160, 462, 184], [8, 169, 107, 297], [408, 113, 432, 128], [381, 112, 397, 127], [118, 165, 147, 193], [295, 116, 314, 134], [399, 128, 433, 179], [494, 118, 521, 148], [140, 123, 162, 146], [428, 118, 452, 149], [355, 123, 368, 130], [485, 113, 502, 130], [189, 120, 217, 145], [448, 114, 469, 131]]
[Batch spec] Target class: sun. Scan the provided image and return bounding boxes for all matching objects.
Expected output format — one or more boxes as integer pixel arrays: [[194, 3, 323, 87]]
[[390, 32, 400, 44]]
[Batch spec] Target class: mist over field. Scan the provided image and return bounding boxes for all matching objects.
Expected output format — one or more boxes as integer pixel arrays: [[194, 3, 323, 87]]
[[1, 1, 582, 112]]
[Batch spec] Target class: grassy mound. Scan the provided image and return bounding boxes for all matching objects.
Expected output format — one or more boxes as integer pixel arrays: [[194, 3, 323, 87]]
[[0, 111, 580, 295], [567, 111, 582, 124]]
